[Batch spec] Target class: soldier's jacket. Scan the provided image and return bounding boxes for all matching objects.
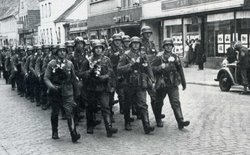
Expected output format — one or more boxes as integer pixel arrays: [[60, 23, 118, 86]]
[[42, 54, 53, 75], [4, 51, 11, 72], [35, 55, 45, 77], [10, 54, 19, 73], [151, 51, 186, 89], [117, 49, 155, 89], [44, 59, 77, 97], [24, 55, 32, 75], [141, 37, 157, 62], [72, 50, 87, 78], [237, 45, 250, 69], [105, 45, 124, 74], [0, 51, 5, 65], [29, 53, 40, 76], [79, 55, 114, 92]]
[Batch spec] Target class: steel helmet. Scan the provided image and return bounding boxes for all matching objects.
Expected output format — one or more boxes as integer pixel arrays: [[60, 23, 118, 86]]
[[26, 46, 33, 51], [162, 38, 174, 47], [233, 41, 242, 50], [112, 33, 122, 41], [42, 44, 51, 49], [141, 26, 152, 35], [84, 40, 90, 45], [91, 40, 104, 52], [74, 36, 85, 45], [129, 36, 142, 47], [122, 35, 131, 42]]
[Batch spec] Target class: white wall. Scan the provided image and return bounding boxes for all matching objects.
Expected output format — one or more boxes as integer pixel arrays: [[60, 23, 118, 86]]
[[0, 16, 19, 45], [66, 0, 88, 20], [142, 0, 244, 20], [89, 0, 118, 16], [39, 0, 76, 44]]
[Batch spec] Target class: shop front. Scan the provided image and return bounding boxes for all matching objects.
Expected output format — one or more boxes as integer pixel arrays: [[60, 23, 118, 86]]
[[68, 20, 88, 40], [88, 7, 142, 40]]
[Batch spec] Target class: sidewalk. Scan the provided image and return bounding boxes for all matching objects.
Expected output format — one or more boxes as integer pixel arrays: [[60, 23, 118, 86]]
[[184, 65, 219, 87]]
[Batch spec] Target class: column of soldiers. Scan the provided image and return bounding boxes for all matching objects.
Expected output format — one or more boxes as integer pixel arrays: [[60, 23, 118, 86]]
[[0, 25, 190, 143]]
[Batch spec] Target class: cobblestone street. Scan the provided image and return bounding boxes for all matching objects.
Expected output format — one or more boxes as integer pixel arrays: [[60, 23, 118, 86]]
[[0, 77, 250, 155]]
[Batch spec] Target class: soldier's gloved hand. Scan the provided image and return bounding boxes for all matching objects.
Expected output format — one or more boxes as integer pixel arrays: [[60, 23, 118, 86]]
[[25, 73, 28, 77], [50, 85, 58, 91]]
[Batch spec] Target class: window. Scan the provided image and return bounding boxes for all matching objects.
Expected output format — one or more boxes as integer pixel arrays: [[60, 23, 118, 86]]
[[49, 3, 51, 17], [58, 27, 61, 43], [121, 0, 133, 8], [21, 2, 24, 9], [50, 28, 53, 44], [47, 29, 49, 44], [45, 4, 47, 18], [41, 5, 43, 18]]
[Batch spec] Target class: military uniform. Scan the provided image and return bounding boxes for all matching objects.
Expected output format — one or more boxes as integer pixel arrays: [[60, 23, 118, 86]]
[[140, 26, 159, 121], [117, 36, 155, 134], [29, 46, 42, 105], [44, 44, 80, 142], [79, 40, 118, 137], [151, 38, 190, 129], [4, 47, 11, 84]]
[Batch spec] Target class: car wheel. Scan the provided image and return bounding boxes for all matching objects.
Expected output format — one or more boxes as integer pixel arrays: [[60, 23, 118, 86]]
[[219, 73, 231, 92]]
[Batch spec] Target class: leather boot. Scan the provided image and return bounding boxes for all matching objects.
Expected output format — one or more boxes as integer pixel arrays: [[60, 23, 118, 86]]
[[103, 115, 118, 137], [125, 121, 132, 131], [141, 112, 154, 134], [241, 86, 248, 95], [51, 116, 59, 139], [173, 107, 190, 130], [67, 118, 80, 143]]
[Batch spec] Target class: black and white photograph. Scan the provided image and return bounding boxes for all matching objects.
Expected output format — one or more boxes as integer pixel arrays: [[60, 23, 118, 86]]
[[0, 0, 250, 155]]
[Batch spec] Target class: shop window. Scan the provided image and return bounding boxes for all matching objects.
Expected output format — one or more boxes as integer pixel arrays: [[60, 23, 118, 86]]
[[207, 20, 235, 57], [187, 24, 199, 33]]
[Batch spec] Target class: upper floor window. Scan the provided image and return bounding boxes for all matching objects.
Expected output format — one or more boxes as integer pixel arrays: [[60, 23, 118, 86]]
[[41, 5, 43, 18], [45, 4, 47, 18], [48, 3, 51, 17], [21, 2, 24, 9], [121, 0, 133, 8]]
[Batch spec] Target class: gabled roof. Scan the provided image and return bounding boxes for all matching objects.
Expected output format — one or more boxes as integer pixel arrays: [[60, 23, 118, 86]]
[[0, 5, 18, 20], [0, 0, 19, 20], [54, 0, 84, 23]]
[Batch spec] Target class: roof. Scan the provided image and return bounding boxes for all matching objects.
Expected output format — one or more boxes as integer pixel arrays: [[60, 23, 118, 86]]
[[54, 0, 84, 23], [0, 0, 19, 20], [0, 5, 18, 20]]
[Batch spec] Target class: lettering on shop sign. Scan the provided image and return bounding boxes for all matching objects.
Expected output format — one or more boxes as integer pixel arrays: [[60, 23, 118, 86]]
[[162, 0, 223, 10], [113, 15, 133, 24]]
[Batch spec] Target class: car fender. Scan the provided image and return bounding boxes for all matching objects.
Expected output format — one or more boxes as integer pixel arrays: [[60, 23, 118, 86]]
[[216, 68, 236, 85]]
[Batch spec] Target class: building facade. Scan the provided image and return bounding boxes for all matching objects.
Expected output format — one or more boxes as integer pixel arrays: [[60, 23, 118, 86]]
[[38, 0, 76, 44], [88, 0, 142, 39], [18, 0, 40, 45], [54, 0, 88, 43], [0, 6, 19, 46], [142, 0, 250, 68]]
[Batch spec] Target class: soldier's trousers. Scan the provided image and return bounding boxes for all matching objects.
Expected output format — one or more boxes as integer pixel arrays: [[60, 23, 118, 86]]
[[147, 88, 157, 118], [39, 78, 48, 106], [9, 71, 16, 89], [124, 87, 149, 123], [16, 71, 25, 94], [155, 86, 184, 123], [240, 68, 250, 86], [50, 92, 77, 133], [86, 91, 110, 127], [34, 77, 41, 103]]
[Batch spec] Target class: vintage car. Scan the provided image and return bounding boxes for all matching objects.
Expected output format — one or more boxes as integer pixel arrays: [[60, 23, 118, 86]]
[[215, 60, 250, 91]]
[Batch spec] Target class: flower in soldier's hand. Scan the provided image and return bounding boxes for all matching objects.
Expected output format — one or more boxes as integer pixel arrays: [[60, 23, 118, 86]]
[[136, 57, 140, 63], [168, 56, 175, 62], [142, 63, 148, 67]]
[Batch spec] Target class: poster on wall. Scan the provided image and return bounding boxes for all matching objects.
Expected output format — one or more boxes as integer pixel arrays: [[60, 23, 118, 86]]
[[224, 44, 231, 53], [217, 34, 224, 43], [232, 33, 238, 41], [172, 36, 177, 44], [218, 44, 224, 54], [242, 44, 248, 48], [241, 34, 248, 44], [224, 34, 231, 44], [176, 36, 182, 44]]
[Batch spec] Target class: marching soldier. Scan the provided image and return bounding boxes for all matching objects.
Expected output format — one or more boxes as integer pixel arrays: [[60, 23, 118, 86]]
[[0, 47, 3, 78], [79, 40, 118, 137], [117, 36, 155, 134], [24, 46, 34, 101], [9, 46, 18, 91], [30, 45, 42, 106], [44, 44, 80, 142], [140, 25, 164, 121], [4, 46, 12, 85], [105, 33, 125, 117], [35, 44, 50, 110], [84, 40, 92, 59], [65, 40, 75, 62], [151, 38, 190, 129]]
